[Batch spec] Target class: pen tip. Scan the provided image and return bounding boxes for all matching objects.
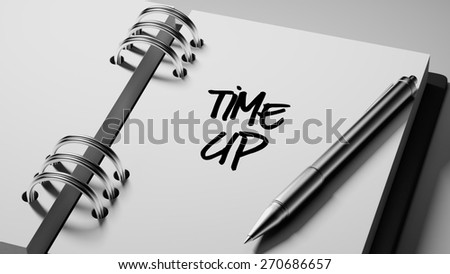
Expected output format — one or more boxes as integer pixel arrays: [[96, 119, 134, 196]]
[[244, 236, 252, 244]]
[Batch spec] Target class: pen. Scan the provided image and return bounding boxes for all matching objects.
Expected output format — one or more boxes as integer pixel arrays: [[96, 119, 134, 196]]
[[245, 75, 419, 244]]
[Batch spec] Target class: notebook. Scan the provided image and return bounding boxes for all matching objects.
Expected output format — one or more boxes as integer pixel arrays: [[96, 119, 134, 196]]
[[0, 0, 429, 253]]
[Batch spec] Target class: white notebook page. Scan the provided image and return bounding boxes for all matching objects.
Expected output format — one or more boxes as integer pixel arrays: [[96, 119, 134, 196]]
[[52, 10, 428, 253]]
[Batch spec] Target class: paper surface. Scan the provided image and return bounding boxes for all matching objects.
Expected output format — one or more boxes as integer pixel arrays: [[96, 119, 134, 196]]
[[0, 2, 429, 253]]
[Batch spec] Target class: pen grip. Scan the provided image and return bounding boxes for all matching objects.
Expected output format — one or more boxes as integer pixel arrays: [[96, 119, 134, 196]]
[[275, 167, 323, 215]]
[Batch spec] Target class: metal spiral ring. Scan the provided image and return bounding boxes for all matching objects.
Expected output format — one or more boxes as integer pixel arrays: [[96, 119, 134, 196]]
[[53, 135, 128, 183], [41, 153, 117, 200], [114, 35, 186, 78], [129, 20, 194, 63], [27, 172, 107, 219], [137, 5, 203, 48]]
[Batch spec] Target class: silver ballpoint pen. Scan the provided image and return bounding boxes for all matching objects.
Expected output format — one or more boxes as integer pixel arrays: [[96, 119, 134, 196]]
[[245, 75, 418, 244]]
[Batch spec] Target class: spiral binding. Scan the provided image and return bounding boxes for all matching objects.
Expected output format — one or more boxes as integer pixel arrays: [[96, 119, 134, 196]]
[[111, 5, 203, 78], [129, 21, 195, 63], [15, 5, 203, 253], [23, 135, 129, 219]]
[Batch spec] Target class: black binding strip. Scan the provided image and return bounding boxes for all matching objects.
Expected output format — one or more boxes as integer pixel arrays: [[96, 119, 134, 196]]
[[27, 17, 179, 254]]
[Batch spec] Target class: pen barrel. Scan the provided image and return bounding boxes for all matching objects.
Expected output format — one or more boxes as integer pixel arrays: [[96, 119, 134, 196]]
[[276, 76, 417, 215], [311, 76, 417, 178]]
